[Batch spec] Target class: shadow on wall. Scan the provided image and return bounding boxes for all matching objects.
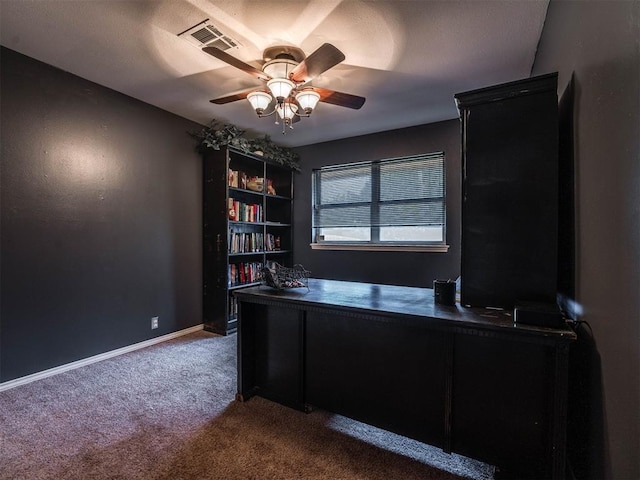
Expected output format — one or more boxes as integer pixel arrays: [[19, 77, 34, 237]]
[[567, 323, 608, 480]]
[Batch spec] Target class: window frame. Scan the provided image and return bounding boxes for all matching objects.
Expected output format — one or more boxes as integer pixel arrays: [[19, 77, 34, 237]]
[[311, 153, 449, 253]]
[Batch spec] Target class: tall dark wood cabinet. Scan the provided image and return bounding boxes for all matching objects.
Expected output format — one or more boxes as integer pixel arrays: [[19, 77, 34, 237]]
[[203, 146, 293, 335], [455, 73, 559, 309]]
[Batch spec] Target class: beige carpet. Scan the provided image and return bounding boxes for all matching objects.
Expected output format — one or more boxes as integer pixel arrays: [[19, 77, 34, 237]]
[[0, 330, 494, 479]]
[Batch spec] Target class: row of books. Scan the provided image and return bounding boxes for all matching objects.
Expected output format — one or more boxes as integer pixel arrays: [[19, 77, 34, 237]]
[[229, 232, 263, 254], [265, 233, 281, 251], [227, 260, 285, 288], [228, 262, 262, 287], [228, 198, 262, 222], [228, 233, 282, 254]]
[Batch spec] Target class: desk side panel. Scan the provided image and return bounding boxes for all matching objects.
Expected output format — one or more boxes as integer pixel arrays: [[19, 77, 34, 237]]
[[238, 302, 304, 409]]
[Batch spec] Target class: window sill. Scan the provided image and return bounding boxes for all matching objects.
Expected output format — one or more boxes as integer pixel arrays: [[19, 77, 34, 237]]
[[310, 243, 450, 253]]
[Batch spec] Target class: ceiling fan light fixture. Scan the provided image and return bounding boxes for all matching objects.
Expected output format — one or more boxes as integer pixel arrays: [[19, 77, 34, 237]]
[[247, 91, 272, 115], [295, 90, 321, 114], [204, 43, 365, 134], [267, 78, 295, 101]]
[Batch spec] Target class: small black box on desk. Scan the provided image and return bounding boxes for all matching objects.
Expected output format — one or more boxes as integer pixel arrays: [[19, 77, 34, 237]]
[[514, 301, 565, 328]]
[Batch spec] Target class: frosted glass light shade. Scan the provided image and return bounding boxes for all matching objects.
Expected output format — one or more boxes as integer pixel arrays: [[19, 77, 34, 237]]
[[296, 90, 321, 114], [247, 91, 272, 114], [267, 78, 295, 100], [276, 101, 298, 120]]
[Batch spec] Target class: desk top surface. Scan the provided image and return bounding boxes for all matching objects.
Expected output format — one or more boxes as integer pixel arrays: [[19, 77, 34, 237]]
[[234, 278, 576, 342]]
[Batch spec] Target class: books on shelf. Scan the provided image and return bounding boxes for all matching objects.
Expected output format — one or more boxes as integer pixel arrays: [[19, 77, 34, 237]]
[[228, 198, 262, 222], [228, 261, 263, 287], [228, 231, 264, 254], [265, 233, 282, 251]]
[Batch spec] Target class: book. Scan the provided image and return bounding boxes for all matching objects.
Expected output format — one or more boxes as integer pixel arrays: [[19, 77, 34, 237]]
[[228, 198, 236, 220]]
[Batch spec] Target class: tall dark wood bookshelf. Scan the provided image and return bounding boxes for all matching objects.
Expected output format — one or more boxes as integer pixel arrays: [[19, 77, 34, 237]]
[[203, 146, 294, 335]]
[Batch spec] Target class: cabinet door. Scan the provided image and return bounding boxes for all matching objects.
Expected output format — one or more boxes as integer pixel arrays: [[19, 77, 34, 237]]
[[305, 310, 447, 447], [452, 334, 555, 479], [459, 77, 558, 309]]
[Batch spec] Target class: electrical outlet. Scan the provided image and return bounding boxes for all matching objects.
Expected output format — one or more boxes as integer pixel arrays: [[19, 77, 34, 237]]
[[151, 316, 159, 329]]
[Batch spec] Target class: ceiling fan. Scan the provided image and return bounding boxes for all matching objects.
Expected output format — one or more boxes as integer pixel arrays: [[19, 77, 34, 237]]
[[204, 43, 366, 132]]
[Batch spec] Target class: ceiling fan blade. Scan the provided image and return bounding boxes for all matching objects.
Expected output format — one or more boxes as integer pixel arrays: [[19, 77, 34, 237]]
[[289, 43, 345, 83], [313, 87, 366, 110], [210, 89, 256, 104], [203, 46, 270, 82]]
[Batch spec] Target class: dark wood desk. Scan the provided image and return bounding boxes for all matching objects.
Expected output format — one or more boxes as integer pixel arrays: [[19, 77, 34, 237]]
[[235, 279, 576, 479]]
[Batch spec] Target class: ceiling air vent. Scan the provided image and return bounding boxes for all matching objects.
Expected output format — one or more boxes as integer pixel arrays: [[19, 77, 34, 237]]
[[178, 19, 241, 51]]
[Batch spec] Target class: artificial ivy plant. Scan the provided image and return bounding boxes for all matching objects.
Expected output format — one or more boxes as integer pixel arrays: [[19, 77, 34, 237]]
[[190, 120, 300, 171]]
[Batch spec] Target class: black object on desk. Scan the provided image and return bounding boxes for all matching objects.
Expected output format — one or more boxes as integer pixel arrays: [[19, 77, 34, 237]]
[[433, 279, 456, 305]]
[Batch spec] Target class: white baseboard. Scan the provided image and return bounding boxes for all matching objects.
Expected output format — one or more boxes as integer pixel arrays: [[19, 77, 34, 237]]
[[0, 324, 205, 393]]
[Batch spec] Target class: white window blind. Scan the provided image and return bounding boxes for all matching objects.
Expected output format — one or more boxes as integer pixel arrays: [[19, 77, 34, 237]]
[[312, 153, 446, 244]]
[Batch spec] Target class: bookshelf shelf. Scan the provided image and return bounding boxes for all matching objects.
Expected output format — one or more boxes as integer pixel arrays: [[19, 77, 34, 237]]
[[230, 221, 265, 226], [229, 282, 262, 291]]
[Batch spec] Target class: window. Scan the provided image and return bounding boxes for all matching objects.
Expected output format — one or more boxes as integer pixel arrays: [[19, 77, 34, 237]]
[[312, 153, 448, 252]]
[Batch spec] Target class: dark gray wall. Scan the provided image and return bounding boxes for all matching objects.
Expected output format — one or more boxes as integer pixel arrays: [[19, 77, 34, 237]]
[[1, 47, 203, 382], [533, 2, 640, 479], [292, 120, 461, 287]]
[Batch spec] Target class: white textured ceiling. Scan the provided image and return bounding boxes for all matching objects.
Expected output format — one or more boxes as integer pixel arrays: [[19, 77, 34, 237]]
[[0, 0, 549, 147]]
